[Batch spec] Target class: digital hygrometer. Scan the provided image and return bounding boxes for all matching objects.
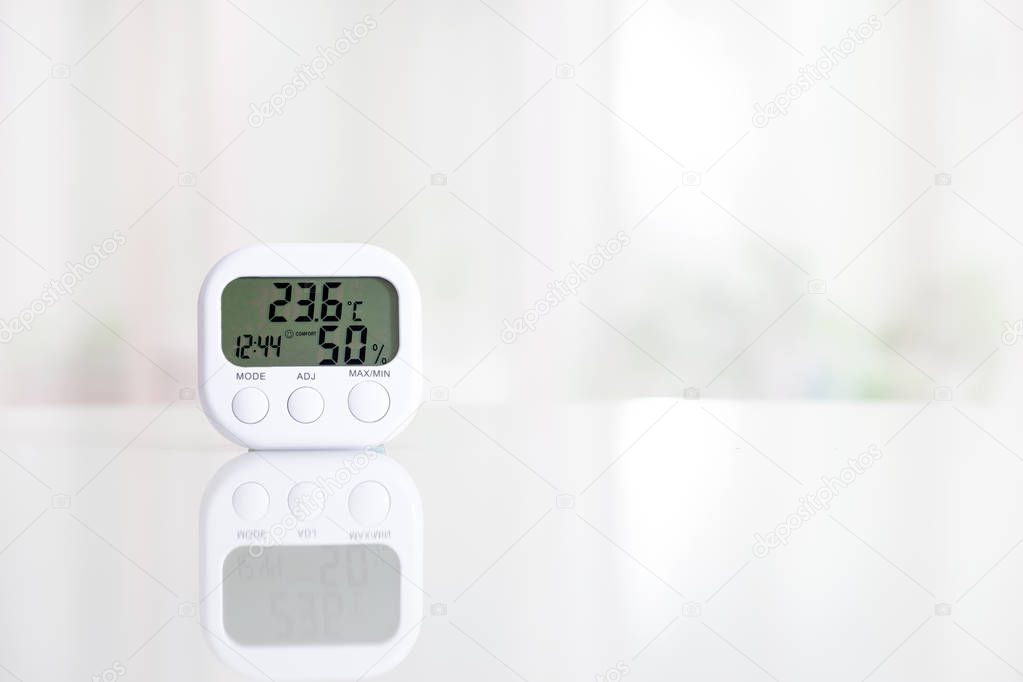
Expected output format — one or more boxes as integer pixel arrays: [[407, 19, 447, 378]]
[[200, 450, 423, 680], [198, 244, 423, 449]]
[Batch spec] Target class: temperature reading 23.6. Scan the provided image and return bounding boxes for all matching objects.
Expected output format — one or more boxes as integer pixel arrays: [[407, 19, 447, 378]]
[[221, 276, 397, 368]]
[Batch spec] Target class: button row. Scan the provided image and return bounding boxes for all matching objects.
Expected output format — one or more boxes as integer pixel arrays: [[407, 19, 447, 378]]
[[231, 382, 390, 425], [231, 480, 391, 526]]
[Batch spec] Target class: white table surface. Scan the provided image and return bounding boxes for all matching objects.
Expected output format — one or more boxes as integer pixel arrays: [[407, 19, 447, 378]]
[[1, 399, 1022, 681]]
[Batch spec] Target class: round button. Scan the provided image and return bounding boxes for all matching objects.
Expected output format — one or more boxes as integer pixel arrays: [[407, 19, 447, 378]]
[[288, 387, 324, 424], [232, 482, 269, 521], [348, 382, 390, 423], [232, 387, 269, 424], [348, 481, 390, 526], [287, 481, 325, 520]]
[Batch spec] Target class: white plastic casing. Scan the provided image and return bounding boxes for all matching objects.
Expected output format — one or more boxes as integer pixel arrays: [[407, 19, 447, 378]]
[[198, 244, 423, 450], [200, 450, 423, 680]]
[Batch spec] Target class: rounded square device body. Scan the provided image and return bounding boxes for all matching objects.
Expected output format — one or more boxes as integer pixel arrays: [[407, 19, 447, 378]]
[[198, 244, 423, 449], [200, 450, 423, 680]]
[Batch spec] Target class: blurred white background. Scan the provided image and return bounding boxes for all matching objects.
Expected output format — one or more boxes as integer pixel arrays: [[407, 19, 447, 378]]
[[2, 0, 1021, 404]]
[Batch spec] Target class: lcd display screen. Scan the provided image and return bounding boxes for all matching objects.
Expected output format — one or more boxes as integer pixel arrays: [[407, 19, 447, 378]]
[[221, 277, 398, 366], [222, 544, 401, 645]]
